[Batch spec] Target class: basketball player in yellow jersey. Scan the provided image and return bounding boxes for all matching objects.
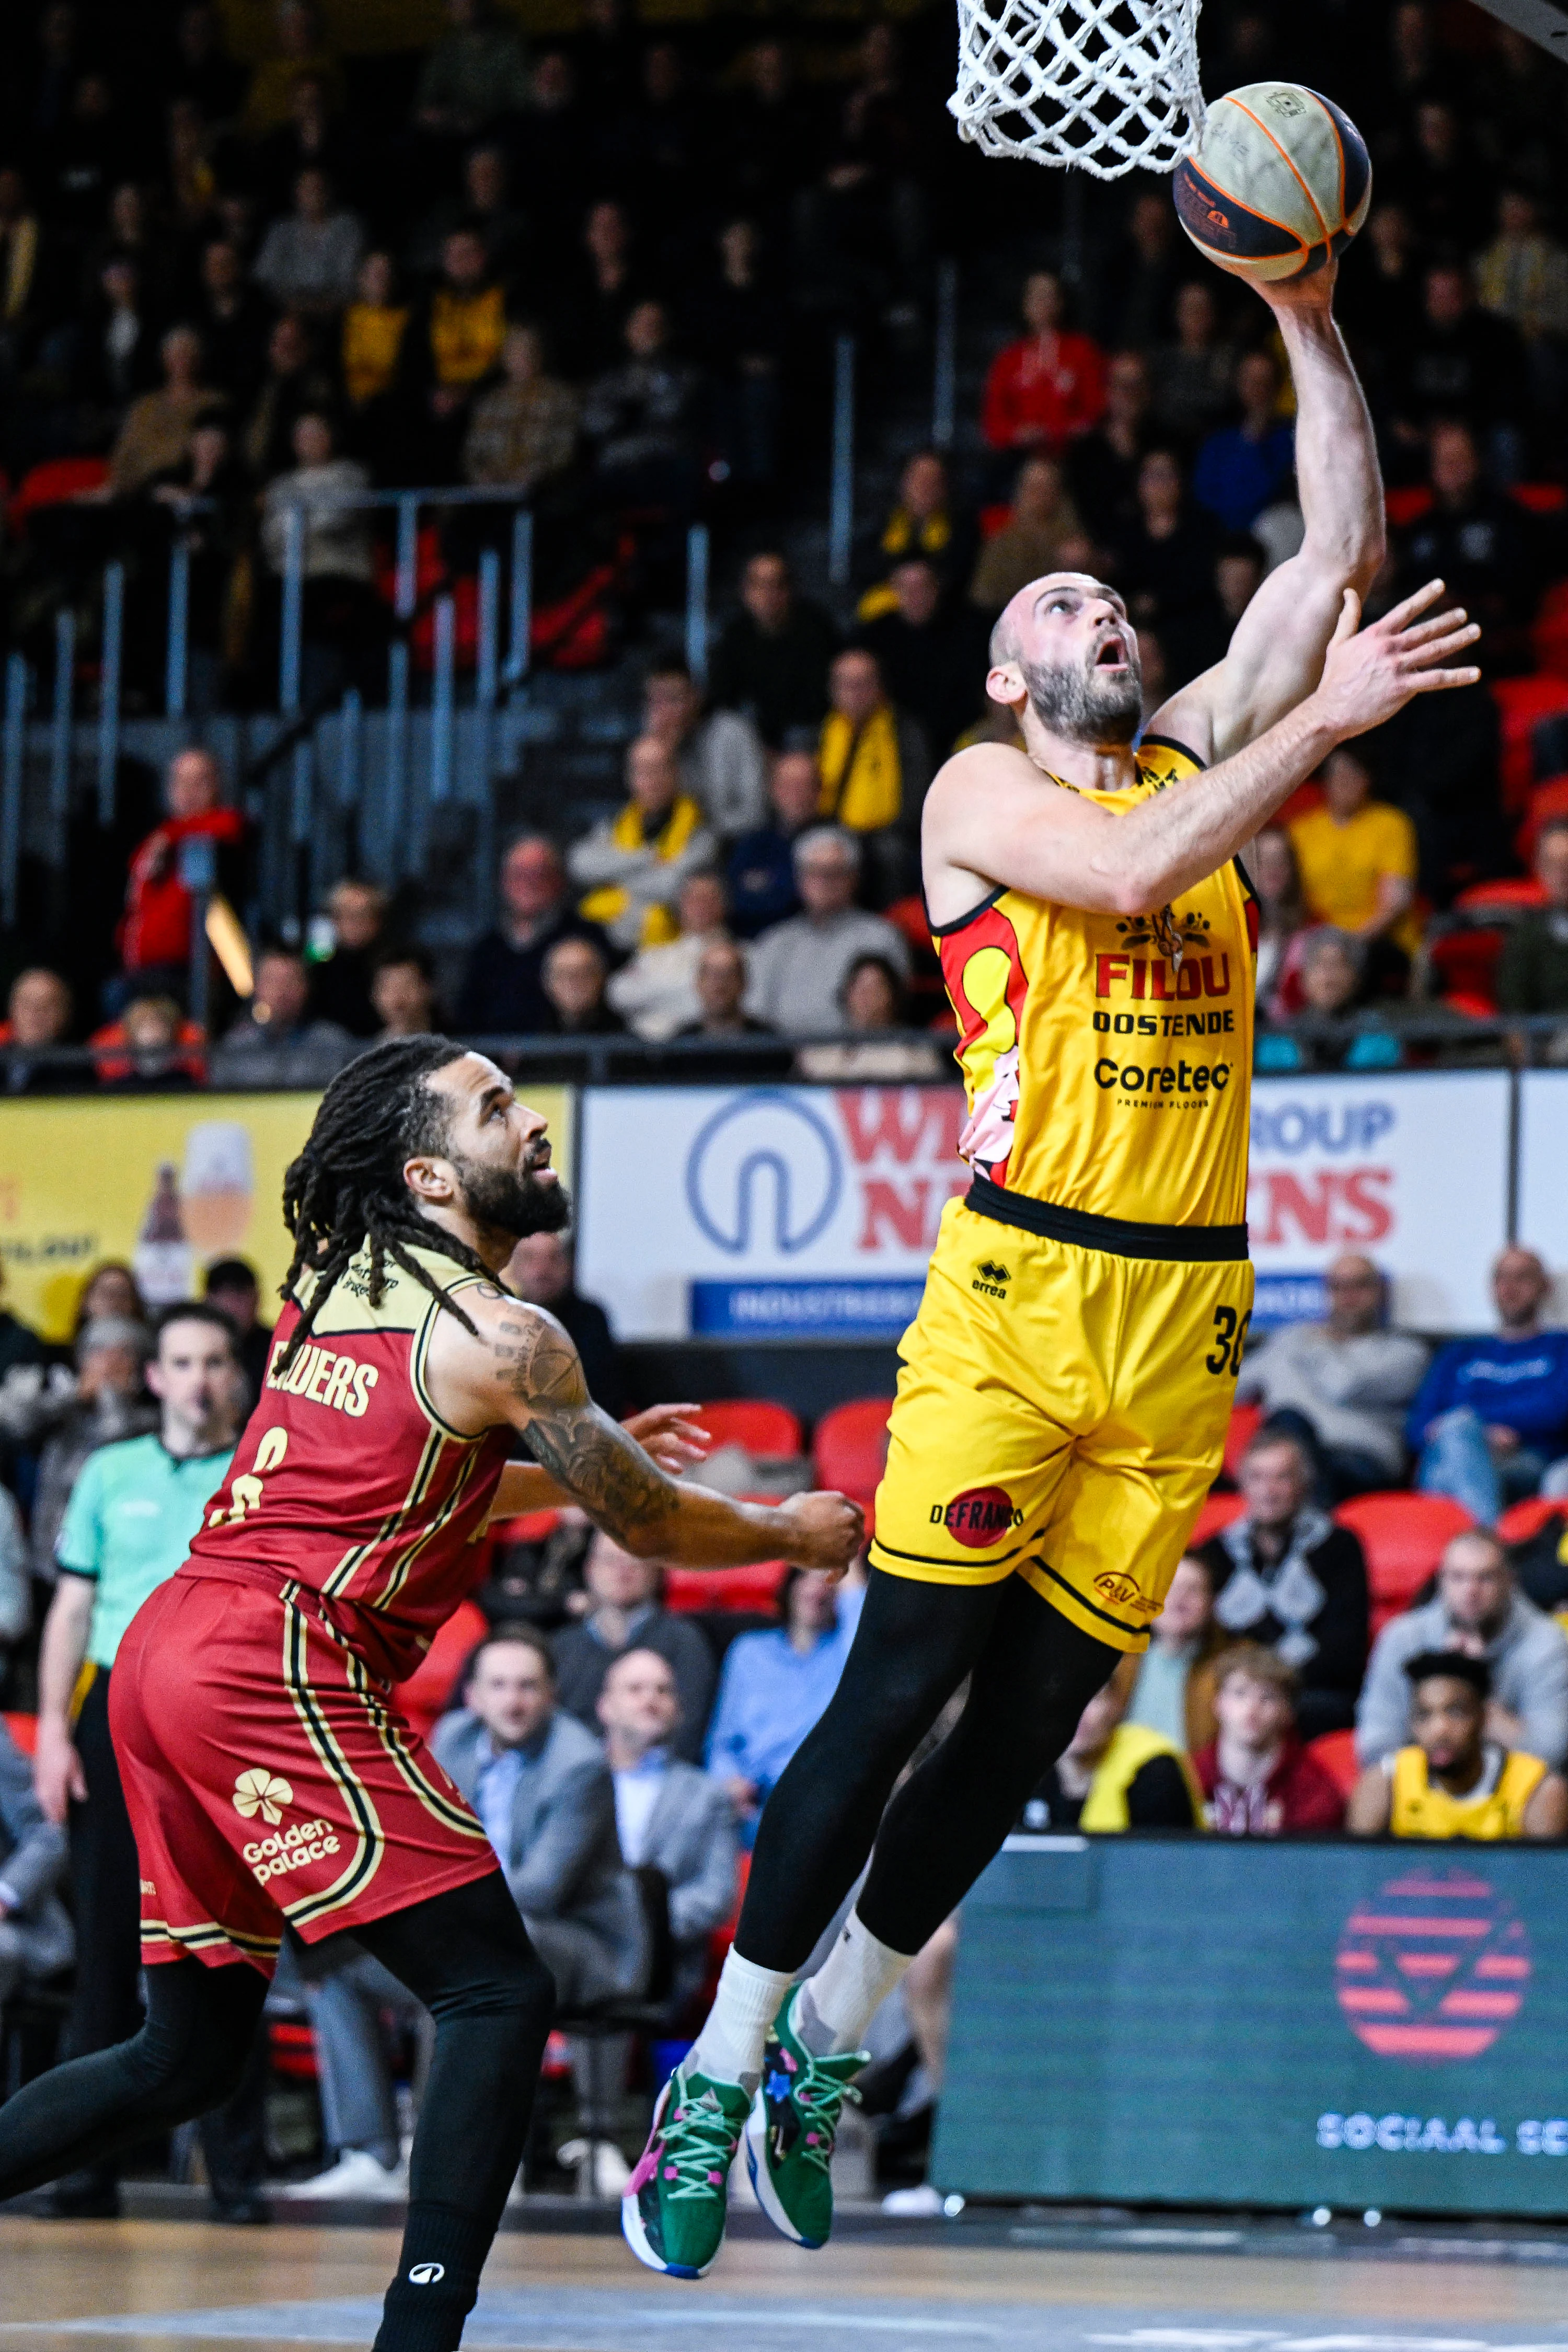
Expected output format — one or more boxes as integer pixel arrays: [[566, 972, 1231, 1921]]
[[624, 261, 1483, 2283]]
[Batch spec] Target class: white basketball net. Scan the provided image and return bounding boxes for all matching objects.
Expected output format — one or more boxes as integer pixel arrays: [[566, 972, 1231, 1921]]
[[949, 0, 1205, 180]]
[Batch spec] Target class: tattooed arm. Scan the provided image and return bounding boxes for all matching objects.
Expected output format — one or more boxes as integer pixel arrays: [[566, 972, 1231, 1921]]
[[488, 1405, 711, 1522], [433, 1293, 861, 1571]]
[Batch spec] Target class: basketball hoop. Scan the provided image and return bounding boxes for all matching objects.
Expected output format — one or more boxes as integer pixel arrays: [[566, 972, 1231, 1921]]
[[949, 0, 1205, 180]]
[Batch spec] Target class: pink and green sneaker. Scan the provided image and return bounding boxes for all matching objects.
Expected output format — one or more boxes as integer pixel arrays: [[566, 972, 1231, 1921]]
[[620, 2060, 750, 2278], [744, 1988, 867, 2250]]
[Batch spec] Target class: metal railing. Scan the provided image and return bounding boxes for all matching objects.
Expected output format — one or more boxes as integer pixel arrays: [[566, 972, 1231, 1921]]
[[0, 267, 983, 945]]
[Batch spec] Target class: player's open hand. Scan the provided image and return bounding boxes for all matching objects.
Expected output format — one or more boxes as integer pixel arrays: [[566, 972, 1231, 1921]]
[[1311, 578, 1482, 740], [775, 1489, 866, 1576], [621, 1402, 710, 1474]]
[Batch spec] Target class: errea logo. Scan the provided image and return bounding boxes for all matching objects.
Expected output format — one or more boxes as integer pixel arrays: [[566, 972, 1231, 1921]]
[[232, 1768, 293, 1824], [973, 1259, 1010, 1299]]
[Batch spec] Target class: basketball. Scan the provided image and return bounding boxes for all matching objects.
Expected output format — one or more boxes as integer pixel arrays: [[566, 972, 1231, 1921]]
[[1172, 83, 1371, 282]]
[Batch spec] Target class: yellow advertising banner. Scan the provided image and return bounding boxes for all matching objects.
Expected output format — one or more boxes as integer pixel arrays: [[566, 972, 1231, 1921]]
[[0, 1088, 575, 1344]]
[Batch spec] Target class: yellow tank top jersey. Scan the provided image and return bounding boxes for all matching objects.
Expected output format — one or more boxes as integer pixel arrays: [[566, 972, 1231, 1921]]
[[934, 738, 1256, 1229], [1390, 1745, 1546, 1841]]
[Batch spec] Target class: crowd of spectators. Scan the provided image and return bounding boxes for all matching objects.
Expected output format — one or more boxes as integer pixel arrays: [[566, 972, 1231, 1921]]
[[2, 3, 1568, 1064]]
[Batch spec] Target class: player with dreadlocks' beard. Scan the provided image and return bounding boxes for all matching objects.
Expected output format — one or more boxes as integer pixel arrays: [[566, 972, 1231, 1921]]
[[0, 1035, 861, 2352]]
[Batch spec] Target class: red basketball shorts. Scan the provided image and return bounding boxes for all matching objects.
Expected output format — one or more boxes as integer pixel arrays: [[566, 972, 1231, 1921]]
[[110, 1566, 497, 1975]]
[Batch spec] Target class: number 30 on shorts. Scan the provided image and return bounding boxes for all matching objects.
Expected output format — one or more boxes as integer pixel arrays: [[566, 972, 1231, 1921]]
[[1205, 1306, 1251, 1377]]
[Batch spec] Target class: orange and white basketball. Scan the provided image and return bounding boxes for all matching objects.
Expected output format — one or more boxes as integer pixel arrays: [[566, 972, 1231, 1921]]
[[1173, 83, 1371, 283]]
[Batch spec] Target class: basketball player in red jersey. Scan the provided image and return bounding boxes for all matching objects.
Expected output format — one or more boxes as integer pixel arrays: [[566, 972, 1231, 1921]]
[[0, 1035, 861, 2352]]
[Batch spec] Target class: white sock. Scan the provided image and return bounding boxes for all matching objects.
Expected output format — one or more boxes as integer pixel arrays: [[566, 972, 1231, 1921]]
[[688, 1948, 794, 2091], [798, 1909, 914, 2056]]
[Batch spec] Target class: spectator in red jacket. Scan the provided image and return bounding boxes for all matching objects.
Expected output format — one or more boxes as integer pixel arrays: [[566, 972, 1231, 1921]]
[[1193, 1644, 1346, 1836], [118, 747, 247, 1001], [981, 270, 1108, 457]]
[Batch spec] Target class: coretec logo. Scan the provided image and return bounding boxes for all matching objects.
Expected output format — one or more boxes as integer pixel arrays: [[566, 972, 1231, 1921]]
[[408, 2263, 446, 2285], [930, 1486, 1023, 1547], [1336, 1867, 1530, 2059]]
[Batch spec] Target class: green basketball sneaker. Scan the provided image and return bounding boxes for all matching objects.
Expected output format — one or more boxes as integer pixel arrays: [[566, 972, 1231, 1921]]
[[744, 1988, 868, 2249], [621, 2061, 750, 2278]]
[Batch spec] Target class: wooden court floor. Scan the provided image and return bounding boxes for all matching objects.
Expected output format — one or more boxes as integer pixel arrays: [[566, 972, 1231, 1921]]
[[7, 2217, 1568, 2351]]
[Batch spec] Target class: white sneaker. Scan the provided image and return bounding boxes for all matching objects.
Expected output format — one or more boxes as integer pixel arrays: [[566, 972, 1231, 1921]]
[[881, 2183, 944, 2217], [558, 2137, 631, 2197], [279, 2149, 407, 2200]]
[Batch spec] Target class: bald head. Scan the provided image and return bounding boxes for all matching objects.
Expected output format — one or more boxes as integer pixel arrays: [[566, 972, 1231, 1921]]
[[987, 573, 1140, 746]]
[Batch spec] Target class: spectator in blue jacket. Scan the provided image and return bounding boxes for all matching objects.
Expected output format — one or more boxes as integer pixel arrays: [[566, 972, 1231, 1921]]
[[705, 1568, 854, 1837], [1191, 350, 1295, 533], [1410, 1247, 1568, 1525]]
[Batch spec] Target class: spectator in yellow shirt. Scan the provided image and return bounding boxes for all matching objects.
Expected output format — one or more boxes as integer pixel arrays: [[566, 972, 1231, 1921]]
[[1288, 747, 1421, 976]]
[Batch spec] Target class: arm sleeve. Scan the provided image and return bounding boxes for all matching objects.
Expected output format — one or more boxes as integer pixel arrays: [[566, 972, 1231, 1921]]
[[0, 1488, 29, 1644], [511, 1760, 618, 1916], [1512, 1627, 1568, 1771], [666, 1789, 740, 1944], [1125, 1755, 1200, 1828], [1355, 1623, 1415, 1763], [1407, 1344, 1459, 1450], [0, 1743, 66, 1911], [702, 1645, 752, 1777], [53, 1456, 103, 1579], [1305, 1534, 1370, 1702]]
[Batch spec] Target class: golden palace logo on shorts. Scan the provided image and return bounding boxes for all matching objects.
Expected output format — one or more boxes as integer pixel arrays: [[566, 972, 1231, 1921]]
[[232, 1767, 294, 1824], [244, 1816, 342, 1883]]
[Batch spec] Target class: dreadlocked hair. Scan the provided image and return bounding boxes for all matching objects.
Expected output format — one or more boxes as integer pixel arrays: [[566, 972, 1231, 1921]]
[[275, 1034, 497, 1376]]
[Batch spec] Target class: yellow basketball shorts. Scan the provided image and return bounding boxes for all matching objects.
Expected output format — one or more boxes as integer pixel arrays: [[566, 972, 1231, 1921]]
[[867, 1192, 1254, 1652]]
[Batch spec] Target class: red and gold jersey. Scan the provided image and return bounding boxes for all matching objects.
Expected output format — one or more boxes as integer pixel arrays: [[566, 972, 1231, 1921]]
[[186, 1243, 511, 1682], [934, 739, 1257, 1228]]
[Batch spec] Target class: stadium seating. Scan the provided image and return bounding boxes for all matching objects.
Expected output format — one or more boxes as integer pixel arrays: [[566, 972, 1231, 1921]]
[[1305, 1727, 1359, 1801], [696, 1401, 803, 1457], [1496, 1495, 1566, 1544], [1490, 674, 1568, 813], [1333, 1491, 1474, 1636], [813, 1398, 894, 1503], [1190, 1492, 1245, 1547], [664, 1561, 789, 1613], [395, 1598, 488, 1740], [1223, 1403, 1262, 1479]]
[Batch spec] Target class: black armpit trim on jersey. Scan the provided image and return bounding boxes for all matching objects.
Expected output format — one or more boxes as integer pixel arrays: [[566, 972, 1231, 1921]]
[[965, 1171, 1249, 1262], [1137, 733, 1207, 773], [1234, 851, 1258, 901], [928, 884, 1007, 939]]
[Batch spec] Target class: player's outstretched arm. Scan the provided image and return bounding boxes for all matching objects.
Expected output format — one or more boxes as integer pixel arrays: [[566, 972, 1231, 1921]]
[[1154, 268, 1386, 765], [487, 1404, 712, 1521], [445, 1294, 861, 1571], [929, 579, 1479, 919]]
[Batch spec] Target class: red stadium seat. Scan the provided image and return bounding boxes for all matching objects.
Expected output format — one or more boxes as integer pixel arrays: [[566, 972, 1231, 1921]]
[[1496, 1495, 1566, 1545], [488, 1509, 560, 1547], [3, 1712, 37, 1756], [1427, 925, 1503, 1014], [1519, 774, 1568, 863], [1189, 1491, 1244, 1547], [1384, 486, 1433, 528], [1454, 877, 1546, 915], [1490, 674, 1568, 814], [1333, 1492, 1474, 1636], [813, 1398, 893, 1503], [394, 1598, 489, 1742], [8, 455, 108, 528], [696, 1401, 803, 1458], [1534, 580, 1568, 679], [1223, 1403, 1262, 1479], [1306, 1727, 1360, 1801], [664, 1561, 789, 1613]]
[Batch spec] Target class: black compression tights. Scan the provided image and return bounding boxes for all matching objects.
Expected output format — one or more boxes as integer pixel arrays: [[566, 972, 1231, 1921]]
[[0, 1871, 554, 2352], [736, 1569, 1119, 1968]]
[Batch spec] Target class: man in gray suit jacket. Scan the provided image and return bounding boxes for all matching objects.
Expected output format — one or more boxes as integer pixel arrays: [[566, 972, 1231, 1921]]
[[0, 1718, 73, 2003], [596, 1648, 737, 2014], [433, 1629, 645, 2009]]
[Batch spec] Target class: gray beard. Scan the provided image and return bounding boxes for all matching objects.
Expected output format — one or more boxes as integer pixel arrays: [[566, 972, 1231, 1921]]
[[1021, 649, 1143, 745]]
